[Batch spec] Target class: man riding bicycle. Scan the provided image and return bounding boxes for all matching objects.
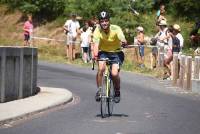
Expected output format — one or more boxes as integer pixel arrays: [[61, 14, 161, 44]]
[[93, 10, 127, 103]]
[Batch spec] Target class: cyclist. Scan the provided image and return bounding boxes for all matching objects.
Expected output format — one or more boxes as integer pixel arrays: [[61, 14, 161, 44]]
[[93, 10, 127, 103]]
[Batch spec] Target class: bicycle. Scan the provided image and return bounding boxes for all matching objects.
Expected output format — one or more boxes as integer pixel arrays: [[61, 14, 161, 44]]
[[92, 58, 115, 118]]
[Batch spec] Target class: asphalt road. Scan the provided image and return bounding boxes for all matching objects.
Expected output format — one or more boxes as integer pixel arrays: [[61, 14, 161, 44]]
[[1, 61, 200, 134]]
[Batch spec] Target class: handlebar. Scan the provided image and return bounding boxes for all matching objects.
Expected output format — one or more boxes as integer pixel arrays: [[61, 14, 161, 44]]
[[91, 58, 113, 70]]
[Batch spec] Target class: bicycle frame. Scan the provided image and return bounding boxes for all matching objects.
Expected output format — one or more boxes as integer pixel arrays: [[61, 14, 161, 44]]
[[97, 58, 114, 118], [104, 61, 111, 98]]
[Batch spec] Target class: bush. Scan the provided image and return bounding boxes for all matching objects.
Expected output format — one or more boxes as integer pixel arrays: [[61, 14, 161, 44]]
[[2, 0, 66, 21]]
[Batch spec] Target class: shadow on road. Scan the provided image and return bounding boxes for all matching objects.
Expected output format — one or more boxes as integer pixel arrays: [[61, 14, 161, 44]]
[[96, 114, 129, 118]]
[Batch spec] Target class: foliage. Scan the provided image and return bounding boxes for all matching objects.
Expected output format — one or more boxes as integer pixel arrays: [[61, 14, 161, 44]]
[[133, 0, 154, 14], [1, 0, 199, 46], [1, 0, 65, 21], [171, 0, 200, 19]]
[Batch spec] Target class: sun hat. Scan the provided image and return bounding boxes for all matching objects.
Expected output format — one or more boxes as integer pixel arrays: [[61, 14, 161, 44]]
[[136, 26, 144, 32], [158, 20, 167, 26], [173, 24, 181, 32]]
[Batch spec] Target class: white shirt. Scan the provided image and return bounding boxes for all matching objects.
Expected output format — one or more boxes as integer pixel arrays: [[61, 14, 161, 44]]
[[80, 32, 90, 47], [64, 19, 80, 37], [176, 33, 184, 49], [157, 28, 168, 45]]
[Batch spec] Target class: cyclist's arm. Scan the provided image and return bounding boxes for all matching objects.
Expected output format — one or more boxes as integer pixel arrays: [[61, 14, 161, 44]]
[[92, 28, 100, 59], [116, 26, 127, 46]]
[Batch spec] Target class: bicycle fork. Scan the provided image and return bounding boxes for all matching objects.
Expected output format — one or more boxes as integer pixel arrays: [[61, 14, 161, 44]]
[[104, 68, 110, 98]]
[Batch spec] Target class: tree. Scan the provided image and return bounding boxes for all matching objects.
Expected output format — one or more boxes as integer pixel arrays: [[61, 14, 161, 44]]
[[1, 0, 66, 21]]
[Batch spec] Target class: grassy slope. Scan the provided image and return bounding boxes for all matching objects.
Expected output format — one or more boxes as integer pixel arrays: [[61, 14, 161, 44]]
[[0, 5, 23, 45], [0, 5, 194, 78]]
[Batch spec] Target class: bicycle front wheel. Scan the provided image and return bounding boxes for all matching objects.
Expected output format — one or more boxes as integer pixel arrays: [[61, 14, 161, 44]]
[[108, 79, 114, 116], [100, 76, 108, 118]]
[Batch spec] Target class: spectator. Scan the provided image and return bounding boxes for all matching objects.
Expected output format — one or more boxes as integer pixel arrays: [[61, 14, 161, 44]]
[[156, 4, 165, 19], [23, 15, 33, 46], [163, 25, 181, 80], [173, 24, 184, 51], [156, 4, 167, 31], [89, 17, 99, 61], [80, 26, 91, 63], [152, 20, 169, 68], [80, 21, 93, 61], [135, 26, 145, 68], [63, 13, 80, 60], [190, 19, 200, 48]]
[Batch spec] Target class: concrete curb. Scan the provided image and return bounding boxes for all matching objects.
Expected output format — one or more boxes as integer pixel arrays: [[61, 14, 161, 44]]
[[0, 87, 73, 123]]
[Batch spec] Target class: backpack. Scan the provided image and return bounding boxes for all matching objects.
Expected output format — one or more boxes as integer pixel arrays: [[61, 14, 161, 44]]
[[172, 36, 180, 53]]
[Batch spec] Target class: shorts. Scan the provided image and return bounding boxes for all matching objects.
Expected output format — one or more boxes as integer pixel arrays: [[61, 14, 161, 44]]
[[139, 45, 144, 57], [66, 34, 76, 45], [24, 34, 30, 41], [152, 47, 158, 54], [82, 47, 89, 53], [98, 51, 124, 65]]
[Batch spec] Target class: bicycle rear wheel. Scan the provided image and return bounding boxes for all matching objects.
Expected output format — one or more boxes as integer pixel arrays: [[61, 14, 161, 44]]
[[100, 76, 108, 118], [108, 79, 114, 116]]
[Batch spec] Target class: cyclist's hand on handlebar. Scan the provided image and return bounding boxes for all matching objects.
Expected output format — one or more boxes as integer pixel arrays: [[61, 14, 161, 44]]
[[121, 41, 128, 48]]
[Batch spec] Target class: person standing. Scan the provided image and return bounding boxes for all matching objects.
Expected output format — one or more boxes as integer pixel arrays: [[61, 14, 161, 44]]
[[63, 13, 80, 60], [80, 26, 91, 63], [23, 15, 33, 47], [173, 24, 184, 51], [151, 20, 169, 68], [80, 21, 93, 61], [163, 25, 181, 79], [135, 26, 145, 68]]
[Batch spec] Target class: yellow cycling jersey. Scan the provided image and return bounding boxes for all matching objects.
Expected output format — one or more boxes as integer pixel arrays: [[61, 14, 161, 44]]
[[93, 24, 126, 52]]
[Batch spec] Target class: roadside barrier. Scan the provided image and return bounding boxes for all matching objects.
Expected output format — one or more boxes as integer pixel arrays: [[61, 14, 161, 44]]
[[0, 47, 38, 103], [124, 44, 200, 92], [171, 54, 200, 91]]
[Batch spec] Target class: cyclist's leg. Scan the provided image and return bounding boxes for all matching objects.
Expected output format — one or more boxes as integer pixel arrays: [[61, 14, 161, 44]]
[[111, 64, 120, 91], [95, 52, 106, 101], [111, 63, 121, 103], [110, 52, 123, 103], [96, 61, 106, 88], [110, 51, 124, 91]]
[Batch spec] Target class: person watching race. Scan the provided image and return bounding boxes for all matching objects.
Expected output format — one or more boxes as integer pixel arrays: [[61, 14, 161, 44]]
[[93, 10, 127, 103]]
